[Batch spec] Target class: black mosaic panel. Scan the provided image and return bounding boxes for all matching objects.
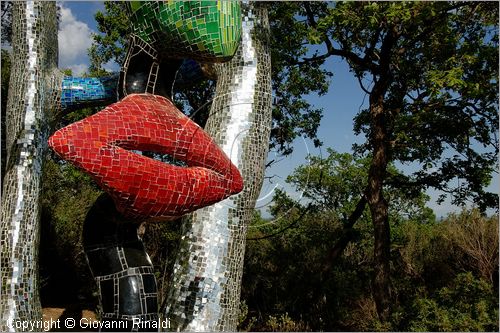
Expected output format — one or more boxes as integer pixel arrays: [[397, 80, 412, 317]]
[[83, 194, 159, 332]]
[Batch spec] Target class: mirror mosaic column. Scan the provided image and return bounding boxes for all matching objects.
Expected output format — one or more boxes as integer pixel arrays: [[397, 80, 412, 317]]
[[165, 2, 272, 331], [0, 1, 60, 330]]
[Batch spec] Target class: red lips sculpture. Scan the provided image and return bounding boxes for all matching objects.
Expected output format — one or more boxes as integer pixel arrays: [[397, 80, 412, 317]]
[[49, 94, 243, 220]]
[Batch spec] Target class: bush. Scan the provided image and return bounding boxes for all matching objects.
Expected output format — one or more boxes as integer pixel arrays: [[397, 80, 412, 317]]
[[263, 313, 310, 332], [409, 272, 498, 332], [442, 209, 499, 282]]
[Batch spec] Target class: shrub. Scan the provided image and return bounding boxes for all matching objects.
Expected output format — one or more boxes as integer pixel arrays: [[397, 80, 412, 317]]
[[408, 272, 498, 332]]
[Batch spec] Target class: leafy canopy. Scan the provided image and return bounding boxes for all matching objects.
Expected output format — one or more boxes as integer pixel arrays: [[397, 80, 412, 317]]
[[268, 1, 499, 211]]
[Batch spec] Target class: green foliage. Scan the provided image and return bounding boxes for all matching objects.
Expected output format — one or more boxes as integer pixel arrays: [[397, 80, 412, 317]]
[[243, 208, 499, 331], [88, 1, 130, 76], [264, 313, 310, 332], [280, 148, 435, 224], [267, 1, 331, 154], [283, 148, 369, 214], [39, 157, 102, 304], [269, 1, 498, 321], [242, 209, 346, 330], [409, 272, 498, 332], [241, 152, 498, 331]]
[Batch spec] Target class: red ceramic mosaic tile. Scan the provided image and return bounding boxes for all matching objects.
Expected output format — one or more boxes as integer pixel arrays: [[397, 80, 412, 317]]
[[48, 93, 243, 219]]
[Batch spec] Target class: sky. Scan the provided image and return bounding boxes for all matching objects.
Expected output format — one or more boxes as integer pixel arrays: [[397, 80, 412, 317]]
[[56, 1, 498, 218]]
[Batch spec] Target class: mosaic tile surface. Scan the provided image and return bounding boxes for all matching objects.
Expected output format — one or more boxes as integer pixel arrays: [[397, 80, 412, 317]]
[[119, 35, 162, 98], [60, 75, 118, 109], [128, 1, 241, 61], [0, 1, 60, 329], [48, 93, 243, 220], [83, 194, 159, 331], [165, 2, 272, 330], [48, 1, 245, 330], [2, 1, 270, 331]]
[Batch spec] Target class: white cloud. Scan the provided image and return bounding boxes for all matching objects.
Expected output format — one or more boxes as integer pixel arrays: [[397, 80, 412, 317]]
[[68, 63, 88, 76], [58, 5, 93, 69], [102, 60, 120, 73]]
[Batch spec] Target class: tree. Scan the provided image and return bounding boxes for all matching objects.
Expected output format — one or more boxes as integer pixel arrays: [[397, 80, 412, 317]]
[[281, 148, 435, 224], [269, 148, 435, 269], [268, 1, 498, 321], [242, 149, 436, 330], [88, 2, 130, 76]]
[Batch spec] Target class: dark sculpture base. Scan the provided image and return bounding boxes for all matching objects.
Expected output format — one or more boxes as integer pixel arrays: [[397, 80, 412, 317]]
[[83, 194, 159, 332]]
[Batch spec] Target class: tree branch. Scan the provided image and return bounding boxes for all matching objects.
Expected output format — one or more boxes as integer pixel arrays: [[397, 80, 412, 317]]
[[356, 73, 372, 95], [296, 2, 379, 74], [403, 2, 477, 47], [321, 194, 367, 273], [247, 203, 314, 241], [364, 25, 383, 63]]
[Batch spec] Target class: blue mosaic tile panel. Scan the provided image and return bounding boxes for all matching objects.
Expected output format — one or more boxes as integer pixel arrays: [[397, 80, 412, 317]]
[[60, 75, 118, 109]]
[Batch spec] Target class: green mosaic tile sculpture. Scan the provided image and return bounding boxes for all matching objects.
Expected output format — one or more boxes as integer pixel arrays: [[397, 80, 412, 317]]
[[129, 1, 241, 61]]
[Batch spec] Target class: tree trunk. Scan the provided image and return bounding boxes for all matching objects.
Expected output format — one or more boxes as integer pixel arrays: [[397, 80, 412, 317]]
[[0, 1, 61, 329], [165, 2, 272, 331], [366, 97, 392, 322]]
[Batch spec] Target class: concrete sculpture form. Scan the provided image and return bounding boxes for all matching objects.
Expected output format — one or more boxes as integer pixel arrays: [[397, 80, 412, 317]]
[[47, 1, 244, 330], [49, 94, 243, 220], [2, 1, 271, 331]]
